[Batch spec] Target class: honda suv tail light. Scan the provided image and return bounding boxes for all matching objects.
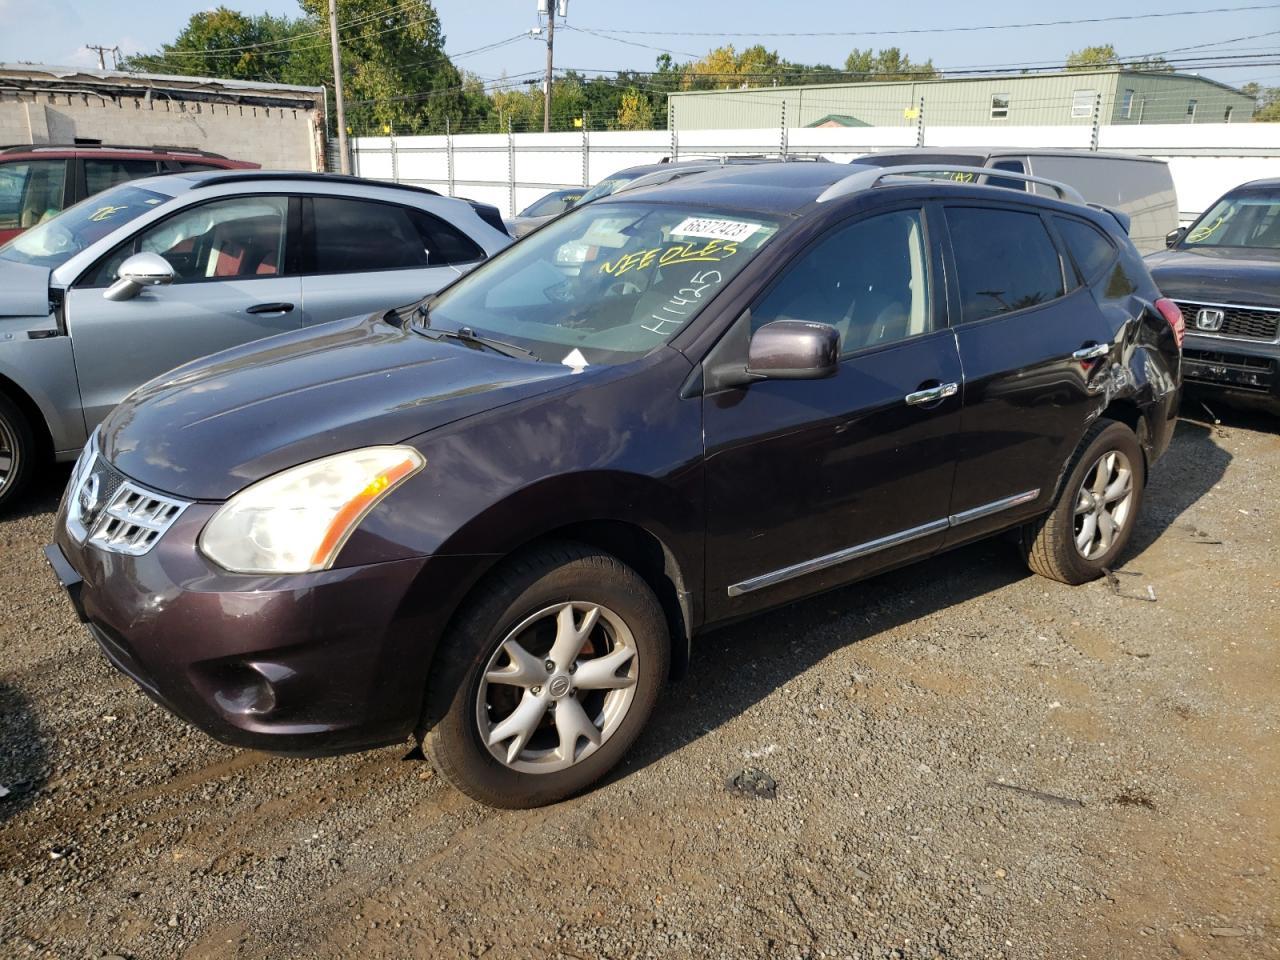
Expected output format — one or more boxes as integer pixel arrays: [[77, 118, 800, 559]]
[[1155, 298, 1185, 348]]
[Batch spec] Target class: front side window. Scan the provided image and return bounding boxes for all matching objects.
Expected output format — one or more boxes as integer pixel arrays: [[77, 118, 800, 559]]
[[86, 195, 289, 286], [0, 182, 166, 269], [84, 159, 161, 195], [0, 159, 68, 232], [425, 201, 780, 365], [1183, 192, 1280, 250], [1071, 90, 1096, 119], [990, 94, 1010, 119], [947, 207, 1065, 323], [751, 209, 931, 356]]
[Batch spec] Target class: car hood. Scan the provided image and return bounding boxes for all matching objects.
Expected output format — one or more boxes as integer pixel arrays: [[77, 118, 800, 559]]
[[100, 314, 575, 500], [0, 259, 52, 317], [1145, 247, 1280, 307]]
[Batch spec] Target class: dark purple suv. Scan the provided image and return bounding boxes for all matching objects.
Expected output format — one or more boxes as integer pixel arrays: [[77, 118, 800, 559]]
[[46, 163, 1183, 808]]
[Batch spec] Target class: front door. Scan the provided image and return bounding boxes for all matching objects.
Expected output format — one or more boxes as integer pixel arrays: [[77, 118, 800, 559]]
[[64, 194, 303, 429], [703, 206, 963, 620]]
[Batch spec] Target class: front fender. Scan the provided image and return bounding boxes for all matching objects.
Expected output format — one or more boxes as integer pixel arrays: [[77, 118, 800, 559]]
[[0, 324, 86, 455]]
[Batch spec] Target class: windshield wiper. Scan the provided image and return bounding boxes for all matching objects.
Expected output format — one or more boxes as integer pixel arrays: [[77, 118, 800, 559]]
[[418, 324, 540, 361]]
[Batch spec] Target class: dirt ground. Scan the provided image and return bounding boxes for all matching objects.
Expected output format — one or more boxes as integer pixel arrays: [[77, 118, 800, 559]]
[[1, 404, 1277, 960]]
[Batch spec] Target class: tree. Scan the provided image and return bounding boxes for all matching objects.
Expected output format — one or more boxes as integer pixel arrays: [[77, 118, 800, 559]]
[[1066, 44, 1119, 70], [1243, 82, 1280, 121], [843, 47, 937, 80], [122, 6, 306, 82], [616, 88, 654, 130]]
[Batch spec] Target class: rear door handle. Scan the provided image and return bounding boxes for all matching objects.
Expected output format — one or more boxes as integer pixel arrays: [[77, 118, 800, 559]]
[[905, 381, 959, 406], [247, 302, 294, 315], [1072, 343, 1109, 361]]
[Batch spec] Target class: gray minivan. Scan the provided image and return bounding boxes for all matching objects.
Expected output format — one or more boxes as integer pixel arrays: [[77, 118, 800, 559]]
[[859, 148, 1178, 254]]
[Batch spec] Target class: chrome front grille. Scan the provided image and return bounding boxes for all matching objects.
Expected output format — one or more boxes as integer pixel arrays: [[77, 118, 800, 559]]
[[1176, 300, 1280, 342], [66, 440, 190, 556]]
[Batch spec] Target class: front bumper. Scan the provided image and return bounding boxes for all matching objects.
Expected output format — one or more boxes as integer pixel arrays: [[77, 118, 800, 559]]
[[47, 501, 490, 756], [1182, 332, 1280, 403]]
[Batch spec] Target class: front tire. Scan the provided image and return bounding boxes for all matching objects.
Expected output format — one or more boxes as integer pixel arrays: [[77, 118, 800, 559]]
[[422, 543, 670, 808], [1020, 419, 1145, 585], [0, 392, 35, 511]]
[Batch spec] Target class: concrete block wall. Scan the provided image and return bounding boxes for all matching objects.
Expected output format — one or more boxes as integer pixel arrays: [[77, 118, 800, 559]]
[[0, 92, 321, 170]]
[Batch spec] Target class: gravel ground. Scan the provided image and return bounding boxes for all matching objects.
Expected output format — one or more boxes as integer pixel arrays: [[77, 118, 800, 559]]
[[1, 406, 1277, 960]]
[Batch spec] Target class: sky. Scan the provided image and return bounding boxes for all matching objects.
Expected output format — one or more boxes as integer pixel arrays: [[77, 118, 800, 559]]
[[3, 0, 1278, 91]]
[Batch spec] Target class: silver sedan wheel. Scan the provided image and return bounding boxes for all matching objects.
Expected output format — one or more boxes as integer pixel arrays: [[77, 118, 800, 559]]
[[476, 601, 639, 774], [0, 414, 17, 496], [1074, 449, 1135, 561]]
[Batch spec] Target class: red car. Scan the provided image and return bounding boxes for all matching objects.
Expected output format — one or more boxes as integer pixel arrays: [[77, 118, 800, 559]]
[[0, 143, 257, 245]]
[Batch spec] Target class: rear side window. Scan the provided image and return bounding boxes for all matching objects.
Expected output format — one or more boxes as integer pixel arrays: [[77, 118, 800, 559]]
[[0, 159, 68, 230], [1054, 216, 1116, 283], [985, 160, 1026, 192], [84, 159, 161, 195], [407, 208, 484, 265], [946, 207, 1065, 323], [312, 197, 481, 273]]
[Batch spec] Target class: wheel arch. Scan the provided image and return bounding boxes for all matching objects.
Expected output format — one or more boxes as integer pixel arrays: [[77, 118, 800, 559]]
[[0, 370, 54, 463]]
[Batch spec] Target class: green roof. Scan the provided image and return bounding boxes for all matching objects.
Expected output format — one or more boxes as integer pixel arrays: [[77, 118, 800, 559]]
[[805, 113, 871, 128]]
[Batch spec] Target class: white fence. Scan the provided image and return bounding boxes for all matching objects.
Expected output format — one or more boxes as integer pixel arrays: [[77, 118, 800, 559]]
[[352, 123, 1280, 223]]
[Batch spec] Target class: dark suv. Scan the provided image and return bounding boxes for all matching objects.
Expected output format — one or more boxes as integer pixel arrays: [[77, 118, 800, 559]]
[[0, 143, 256, 244], [46, 162, 1183, 808], [1146, 178, 1280, 409]]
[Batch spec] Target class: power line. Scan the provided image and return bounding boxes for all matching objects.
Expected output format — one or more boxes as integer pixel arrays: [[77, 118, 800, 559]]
[[572, 3, 1280, 39]]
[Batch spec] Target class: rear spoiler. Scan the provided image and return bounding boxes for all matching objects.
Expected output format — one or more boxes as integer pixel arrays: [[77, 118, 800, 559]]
[[467, 200, 509, 237], [1088, 203, 1131, 236]]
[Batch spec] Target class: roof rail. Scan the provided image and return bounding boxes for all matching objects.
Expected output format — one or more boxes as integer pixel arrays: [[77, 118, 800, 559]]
[[188, 171, 439, 196], [817, 164, 1085, 205], [0, 143, 229, 158]]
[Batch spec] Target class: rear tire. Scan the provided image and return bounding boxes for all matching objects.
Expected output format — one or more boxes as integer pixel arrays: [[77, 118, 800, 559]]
[[1020, 419, 1145, 585], [422, 542, 669, 808], [0, 392, 35, 512]]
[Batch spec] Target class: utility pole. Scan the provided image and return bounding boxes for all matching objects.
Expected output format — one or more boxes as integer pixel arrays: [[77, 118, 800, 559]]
[[86, 44, 119, 70], [328, 0, 350, 174], [542, 1, 555, 133]]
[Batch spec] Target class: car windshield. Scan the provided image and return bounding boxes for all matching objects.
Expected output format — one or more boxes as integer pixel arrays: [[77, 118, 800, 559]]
[[520, 191, 583, 218], [0, 183, 170, 268], [1183, 191, 1280, 250], [424, 200, 780, 366], [577, 176, 637, 205]]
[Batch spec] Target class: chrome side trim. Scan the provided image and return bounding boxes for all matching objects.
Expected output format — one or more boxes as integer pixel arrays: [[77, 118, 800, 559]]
[[948, 488, 1041, 526], [726, 518, 949, 597], [726, 488, 1041, 597]]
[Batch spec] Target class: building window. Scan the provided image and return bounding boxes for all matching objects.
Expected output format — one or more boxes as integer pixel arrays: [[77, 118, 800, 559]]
[[1071, 90, 1096, 119], [1186, 99, 1198, 121], [1121, 89, 1135, 119], [1225, 106, 1234, 123], [990, 93, 1010, 119]]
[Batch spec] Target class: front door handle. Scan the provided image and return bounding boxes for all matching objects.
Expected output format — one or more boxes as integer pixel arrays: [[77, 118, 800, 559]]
[[1072, 342, 1109, 361], [246, 302, 295, 315], [905, 381, 959, 406]]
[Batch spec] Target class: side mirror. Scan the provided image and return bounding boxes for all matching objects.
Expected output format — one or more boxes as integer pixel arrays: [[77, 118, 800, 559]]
[[1165, 226, 1187, 249], [746, 320, 840, 381], [104, 252, 176, 302]]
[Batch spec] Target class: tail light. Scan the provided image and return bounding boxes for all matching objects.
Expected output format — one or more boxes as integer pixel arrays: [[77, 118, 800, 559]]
[[1155, 297, 1185, 349]]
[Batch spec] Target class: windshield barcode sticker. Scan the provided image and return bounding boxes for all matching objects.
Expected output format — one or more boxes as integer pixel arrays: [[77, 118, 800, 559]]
[[670, 217, 761, 242]]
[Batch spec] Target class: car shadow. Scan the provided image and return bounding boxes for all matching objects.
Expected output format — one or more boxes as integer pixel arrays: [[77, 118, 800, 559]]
[[4, 462, 71, 522], [0, 683, 48, 824], [614, 415, 1233, 785]]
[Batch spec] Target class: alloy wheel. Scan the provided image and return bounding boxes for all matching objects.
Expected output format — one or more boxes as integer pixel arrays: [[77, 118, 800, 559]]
[[1073, 449, 1135, 561], [0, 413, 17, 496], [476, 601, 639, 774]]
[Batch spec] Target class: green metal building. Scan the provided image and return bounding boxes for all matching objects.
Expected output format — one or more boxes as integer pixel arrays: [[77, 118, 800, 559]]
[[666, 70, 1256, 130]]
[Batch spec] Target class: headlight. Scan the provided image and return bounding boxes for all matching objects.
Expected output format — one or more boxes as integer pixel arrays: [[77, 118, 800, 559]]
[[199, 446, 425, 574]]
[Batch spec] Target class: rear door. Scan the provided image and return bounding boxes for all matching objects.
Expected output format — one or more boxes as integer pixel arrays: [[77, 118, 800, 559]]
[[941, 202, 1113, 546], [64, 194, 303, 429], [702, 204, 963, 619], [298, 196, 485, 325]]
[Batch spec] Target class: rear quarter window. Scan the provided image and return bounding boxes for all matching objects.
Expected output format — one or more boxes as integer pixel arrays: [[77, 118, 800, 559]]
[[946, 206, 1065, 323], [1054, 216, 1117, 284]]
